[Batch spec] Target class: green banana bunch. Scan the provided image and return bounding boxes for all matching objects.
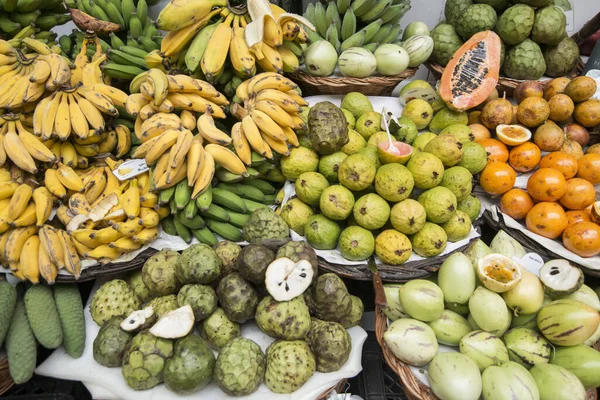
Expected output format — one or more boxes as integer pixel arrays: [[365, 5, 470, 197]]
[[0, 0, 69, 37]]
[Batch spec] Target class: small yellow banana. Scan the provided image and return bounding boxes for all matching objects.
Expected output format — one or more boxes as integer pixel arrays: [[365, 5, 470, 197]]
[[7, 183, 33, 223], [231, 122, 252, 166], [57, 163, 84, 192], [44, 168, 67, 199], [85, 244, 122, 261], [110, 236, 143, 252], [168, 128, 193, 169], [132, 227, 159, 244], [186, 138, 204, 185], [139, 207, 160, 228], [192, 151, 215, 199], [11, 202, 37, 228], [145, 129, 181, 166], [20, 235, 40, 284], [112, 218, 144, 237], [241, 115, 267, 155], [115, 125, 132, 158], [38, 241, 57, 284], [251, 109, 287, 142], [121, 178, 140, 220], [197, 113, 232, 145]]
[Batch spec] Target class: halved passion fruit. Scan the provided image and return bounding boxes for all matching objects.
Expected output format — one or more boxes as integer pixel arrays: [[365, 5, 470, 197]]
[[496, 124, 532, 146], [377, 141, 413, 165], [591, 201, 600, 224], [477, 254, 523, 293]]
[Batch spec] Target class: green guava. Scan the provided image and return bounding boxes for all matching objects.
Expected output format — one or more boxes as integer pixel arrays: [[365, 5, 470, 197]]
[[319, 185, 355, 221], [298, 135, 314, 150], [440, 166, 473, 201], [402, 99, 434, 130], [280, 147, 319, 179], [340, 93, 373, 118], [353, 193, 391, 230], [280, 198, 315, 236], [341, 109, 356, 129], [390, 199, 427, 235], [375, 229, 413, 265], [410, 222, 448, 257], [423, 134, 464, 167], [355, 112, 382, 140], [458, 141, 488, 175], [457, 195, 481, 222], [406, 152, 445, 189], [390, 116, 419, 144], [441, 210, 472, 242], [338, 226, 375, 261], [304, 214, 341, 250], [338, 153, 377, 191], [374, 163, 415, 202], [295, 172, 330, 206], [358, 145, 381, 170], [440, 124, 475, 143], [418, 186, 458, 224], [318, 152, 348, 183], [429, 108, 468, 133], [412, 132, 437, 152], [367, 131, 389, 147], [341, 129, 367, 155]]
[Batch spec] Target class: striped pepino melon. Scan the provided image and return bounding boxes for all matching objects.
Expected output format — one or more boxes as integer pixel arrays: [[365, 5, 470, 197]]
[[439, 31, 501, 111], [537, 299, 600, 346], [402, 35, 434, 68]]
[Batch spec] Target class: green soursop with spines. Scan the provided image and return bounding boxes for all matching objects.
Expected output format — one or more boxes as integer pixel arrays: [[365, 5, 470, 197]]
[[308, 101, 349, 155], [455, 4, 497, 40], [276, 240, 319, 280], [503, 39, 547, 80], [216, 273, 259, 323], [495, 4, 535, 45], [90, 279, 140, 326], [213, 241, 242, 277], [445, 0, 473, 26], [430, 23, 463, 66], [308, 319, 352, 372], [237, 244, 275, 284], [531, 6, 567, 45], [543, 37, 580, 77], [474, 0, 509, 12], [242, 207, 290, 244], [175, 244, 221, 285], [122, 330, 174, 390], [142, 250, 181, 296], [93, 317, 133, 367], [177, 284, 217, 321], [24, 285, 63, 349], [339, 295, 364, 328], [255, 296, 311, 340], [201, 308, 240, 349], [5, 300, 37, 384], [0, 281, 17, 347], [312, 273, 352, 323], [213, 337, 265, 396], [146, 295, 178, 319], [53, 284, 86, 358], [265, 340, 316, 393], [164, 335, 215, 394], [127, 270, 154, 303]]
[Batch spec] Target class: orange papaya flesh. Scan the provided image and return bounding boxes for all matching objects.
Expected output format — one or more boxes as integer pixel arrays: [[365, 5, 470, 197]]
[[439, 31, 502, 112]]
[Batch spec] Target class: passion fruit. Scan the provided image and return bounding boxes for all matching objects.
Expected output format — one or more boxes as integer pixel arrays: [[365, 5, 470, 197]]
[[514, 81, 544, 104], [548, 94, 575, 122], [564, 123, 589, 147], [564, 76, 597, 102], [577, 153, 600, 184], [468, 111, 482, 125], [591, 201, 600, 224], [543, 77, 570, 100], [377, 141, 413, 165], [508, 142, 541, 173], [469, 124, 491, 142], [527, 167, 567, 202], [500, 189, 535, 220], [574, 99, 600, 128], [562, 222, 600, 258], [477, 254, 522, 293], [539, 152, 578, 179], [479, 162, 516, 196], [517, 97, 550, 128], [481, 97, 514, 130], [585, 144, 600, 155], [559, 178, 596, 210], [533, 122, 565, 152], [479, 138, 509, 163], [566, 210, 592, 225], [496, 125, 532, 146], [526, 202, 568, 239], [559, 139, 584, 160]]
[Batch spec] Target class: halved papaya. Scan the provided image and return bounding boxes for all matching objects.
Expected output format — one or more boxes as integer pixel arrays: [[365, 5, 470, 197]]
[[439, 31, 502, 112]]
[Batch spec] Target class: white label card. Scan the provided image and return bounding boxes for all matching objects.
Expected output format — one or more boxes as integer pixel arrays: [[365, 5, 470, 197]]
[[112, 159, 149, 181], [512, 253, 545, 276]]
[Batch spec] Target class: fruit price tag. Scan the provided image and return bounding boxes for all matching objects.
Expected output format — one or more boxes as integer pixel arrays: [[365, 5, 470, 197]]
[[512, 253, 545, 276], [112, 159, 149, 181]]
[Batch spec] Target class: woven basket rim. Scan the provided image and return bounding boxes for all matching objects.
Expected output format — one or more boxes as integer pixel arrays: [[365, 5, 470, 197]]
[[288, 68, 418, 86]]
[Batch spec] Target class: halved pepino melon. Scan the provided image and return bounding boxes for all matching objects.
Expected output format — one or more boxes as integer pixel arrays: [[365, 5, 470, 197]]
[[496, 124, 532, 146], [377, 141, 413, 165], [439, 31, 502, 112]]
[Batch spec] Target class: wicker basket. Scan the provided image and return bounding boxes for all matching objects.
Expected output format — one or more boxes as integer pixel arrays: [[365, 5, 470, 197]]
[[425, 59, 585, 97], [374, 285, 600, 400], [287, 68, 417, 97]]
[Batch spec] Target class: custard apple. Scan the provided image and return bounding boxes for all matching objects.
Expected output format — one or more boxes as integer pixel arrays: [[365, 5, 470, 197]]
[[503, 39, 547, 80], [237, 244, 275, 284], [307, 319, 352, 372], [265, 340, 316, 394], [255, 296, 311, 340], [200, 308, 240, 349], [445, 0, 473, 26], [473, 0, 509, 12], [142, 250, 181, 296], [93, 317, 133, 367], [176, 284, 217, 321], [146, 295, 178, 319], [312, 273, 352, 323], [339, 295, 364, 328], [430, 23, 463, 66], [216, 273, 259, 323], [214, 337, 265, 396], [213, 241, 242, 277], [531, 6, 567, 45], [308, 101, 349, 155], [122, 330, 174, 390], [455, 4, 497, 40], [90, 279, 140, 325], [242, 207, 290, 244], [518, 0, 553, 6], [495, 4, 535, 45], [127, 270, 154, 303], [175, 244, 221, 285], [164, 335, 215, 394], [543, 37, 580, 77]]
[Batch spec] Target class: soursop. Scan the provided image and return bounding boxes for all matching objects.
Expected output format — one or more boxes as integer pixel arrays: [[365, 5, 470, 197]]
[[308, 101, 349, 155], [503, 39, 547, 80], [531, 5, 567, 45], [255, 296, 311, 340], [214, 337, 265, 396], [242, 207, 290, 244], [93, 317, 133, 367], [455, 4, 498, 40], [308, 319, 352, 372], [122, 330, 174, 390], [90, 279, 140, 326], [495, 4, 535, 45], [543, 37, 580, 77], [265, 340, 316, 394], [430, 24, 463, 66], [142, 250, 181, 296], [175, 244, 221, 285]]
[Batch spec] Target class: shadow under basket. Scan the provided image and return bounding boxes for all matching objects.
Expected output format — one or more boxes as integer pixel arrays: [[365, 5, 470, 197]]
[[287, 68, 418, 97]]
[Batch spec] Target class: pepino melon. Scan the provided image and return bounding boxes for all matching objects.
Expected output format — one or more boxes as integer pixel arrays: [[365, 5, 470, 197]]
[[439, 31, 501, 112]]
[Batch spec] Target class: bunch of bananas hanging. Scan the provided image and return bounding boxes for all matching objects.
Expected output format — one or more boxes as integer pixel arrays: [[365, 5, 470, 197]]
[[160, 172, 284, 244], [304, 0, 410, 53], [157, 0, 314, 83], [0, 0, 70, 39]]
